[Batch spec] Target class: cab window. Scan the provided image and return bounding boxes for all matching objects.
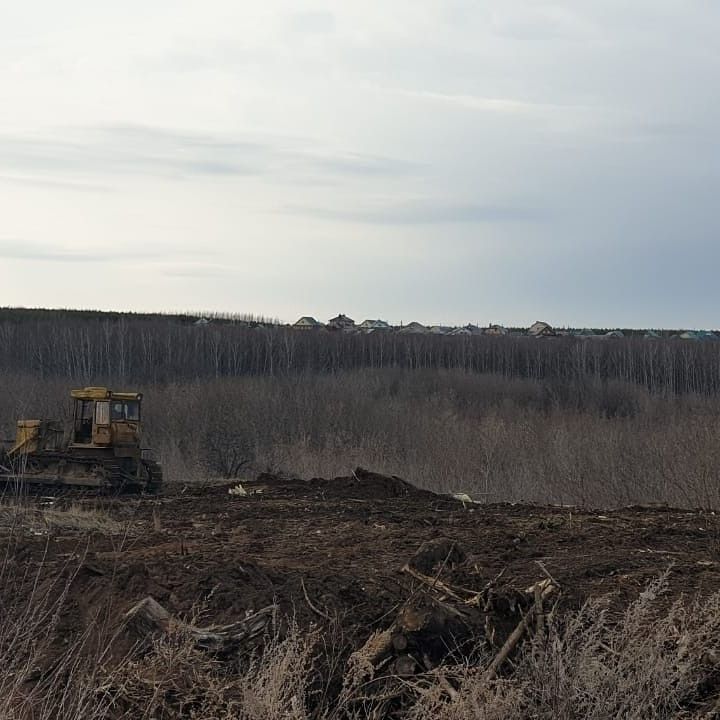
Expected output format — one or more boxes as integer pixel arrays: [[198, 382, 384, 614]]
[[111, 401, 140, 421]]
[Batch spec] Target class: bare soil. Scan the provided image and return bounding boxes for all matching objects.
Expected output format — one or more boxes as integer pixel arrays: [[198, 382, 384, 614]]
[[4, 468, 720, 712]]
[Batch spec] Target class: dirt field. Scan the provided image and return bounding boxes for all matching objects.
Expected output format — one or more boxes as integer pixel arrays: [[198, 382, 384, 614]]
[[4, 469, 720, 717]]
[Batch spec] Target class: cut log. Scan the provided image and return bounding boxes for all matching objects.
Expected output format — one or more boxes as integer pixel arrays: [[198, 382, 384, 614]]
[[391, 632, 408, 652], [346, 629, 394, 686], [122, 596, 275, 656], [124, 596, 172, 641], [393, 655, 417, 677]]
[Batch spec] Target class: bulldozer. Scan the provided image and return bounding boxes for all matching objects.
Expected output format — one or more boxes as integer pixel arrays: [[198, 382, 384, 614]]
[[0, 387, 162, 492]]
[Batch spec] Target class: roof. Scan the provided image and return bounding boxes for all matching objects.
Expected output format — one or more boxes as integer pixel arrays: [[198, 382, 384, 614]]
[[399, 322, 428, 334], [294, 316, 321, 326], [528, 321, 554, 336], [71, 387, 142, 401], [359, 319, 390, 328], [328, 314, 355, 324]]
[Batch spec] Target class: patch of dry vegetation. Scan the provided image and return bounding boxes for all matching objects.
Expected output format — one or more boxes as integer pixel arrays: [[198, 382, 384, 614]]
[[1, 567, 720, 719], [5, 369, 720, 508], [0, 500, 126, 535]]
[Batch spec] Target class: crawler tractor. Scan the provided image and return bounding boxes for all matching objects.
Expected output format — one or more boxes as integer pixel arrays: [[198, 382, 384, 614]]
[[0, 387, 162, 492]]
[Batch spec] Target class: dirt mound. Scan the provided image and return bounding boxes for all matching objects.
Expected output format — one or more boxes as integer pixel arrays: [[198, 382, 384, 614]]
[[309, 467, 438, 500]]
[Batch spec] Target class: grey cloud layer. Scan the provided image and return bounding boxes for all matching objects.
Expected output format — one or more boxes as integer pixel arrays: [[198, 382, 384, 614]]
[[0, 125, 416, 184]]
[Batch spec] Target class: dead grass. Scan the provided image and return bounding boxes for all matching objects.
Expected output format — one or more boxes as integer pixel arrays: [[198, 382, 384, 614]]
[[0, 562, 718, 718], [0, 500, 125, 535]]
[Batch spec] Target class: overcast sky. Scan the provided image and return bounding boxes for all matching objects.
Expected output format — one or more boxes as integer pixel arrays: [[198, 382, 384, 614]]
[[1, 1, 718, 328]]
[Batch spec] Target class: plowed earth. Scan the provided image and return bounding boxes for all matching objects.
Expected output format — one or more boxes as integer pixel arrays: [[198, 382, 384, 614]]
[[3, 469, 720, 712]]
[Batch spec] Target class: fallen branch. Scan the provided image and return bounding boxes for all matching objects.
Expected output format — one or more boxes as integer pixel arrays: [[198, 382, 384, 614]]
[[123, 596, 275, 656], [483, 579, 559, 682], [301, 577, 332, 622], [402, 564, 466, 603]]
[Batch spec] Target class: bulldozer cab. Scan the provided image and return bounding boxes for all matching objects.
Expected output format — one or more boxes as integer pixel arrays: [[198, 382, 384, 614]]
[[71, 387, 142, 448]]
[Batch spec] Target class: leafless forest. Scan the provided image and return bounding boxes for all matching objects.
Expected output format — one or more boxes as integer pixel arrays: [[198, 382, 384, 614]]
[[2, 310, 720, 508]]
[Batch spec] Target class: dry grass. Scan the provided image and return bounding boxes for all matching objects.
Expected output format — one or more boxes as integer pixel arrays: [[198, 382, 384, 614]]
[[0, 500, 125, 535], [0, 557, 718, 718], [407, 572, 720, 719]]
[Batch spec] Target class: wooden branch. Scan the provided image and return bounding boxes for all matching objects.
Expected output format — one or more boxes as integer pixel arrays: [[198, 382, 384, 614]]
[[482, 609, 534, 682], [401, 564, 466, 603], [483, 579, 559, 682], [466, 567, 507, 607], [300, 577, 332, 621], [123, 596, 275, 655]]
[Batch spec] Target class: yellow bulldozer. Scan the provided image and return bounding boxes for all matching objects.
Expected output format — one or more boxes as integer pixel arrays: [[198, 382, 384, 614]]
[[0, 387, 162, 492]]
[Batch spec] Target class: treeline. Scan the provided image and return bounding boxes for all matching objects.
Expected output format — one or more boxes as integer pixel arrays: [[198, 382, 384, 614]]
[[1, 311, 720, 394]]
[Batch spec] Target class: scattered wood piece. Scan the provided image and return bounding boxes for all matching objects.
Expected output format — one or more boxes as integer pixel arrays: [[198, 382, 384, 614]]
[[466, 567, 507, 607], [483, 579, 559, 682], [534, 561, 561, 590], [482, 608, 534, 683], [534, 584, 545, 638], [391, 632, 408, 652], [124, 596, 172, 640], [123, 596, 275, 656], [438, 674, 460, 702], [393, 655, 417, 677], [301, 577, 332, 621], [402, 564, 466, 603], [347, 629, 394, 685]]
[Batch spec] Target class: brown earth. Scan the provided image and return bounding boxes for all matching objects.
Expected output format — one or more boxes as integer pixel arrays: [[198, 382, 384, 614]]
[[3, 468, 720, 713]]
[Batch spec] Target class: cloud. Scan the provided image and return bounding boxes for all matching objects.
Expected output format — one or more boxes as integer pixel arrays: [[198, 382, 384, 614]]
[[286, 200, 548, 225], [0, 238, 168, 263], [0, 174, 111, 192], [0, 125, 415, 183], [388, 88, 590, 116]]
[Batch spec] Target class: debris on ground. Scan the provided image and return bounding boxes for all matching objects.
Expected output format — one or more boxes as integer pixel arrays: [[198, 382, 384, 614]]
[[3, 468, 720, 716]]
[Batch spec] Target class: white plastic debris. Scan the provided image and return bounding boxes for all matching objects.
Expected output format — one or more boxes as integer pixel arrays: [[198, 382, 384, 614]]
[[452, 492, 482, 508], [228, 483, 248, 497]]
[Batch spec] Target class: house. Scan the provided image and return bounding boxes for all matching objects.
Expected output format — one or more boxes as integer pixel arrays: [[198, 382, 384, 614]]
[[644, 330, 662, 339], [398, 322, 428, 334], [680, 330, 718, 341], [484, 324, 508, 336], [358, 319, 391, 332], [604, 330, 625, 339], [293, 316, 322, 330], [193, 317, 210, 326], [428, 325, 452, 335], [327, 313, 356, 331], [528, 321, 555, 338], [449, 326, 472, 336]]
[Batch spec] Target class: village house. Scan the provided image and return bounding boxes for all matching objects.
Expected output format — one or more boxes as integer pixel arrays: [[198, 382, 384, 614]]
[[484, 324, 508, 336], [528, 321, 555, 338], [398, 322, 428, 335], [293, 316, 322, 330], [327, 314, 356, 331], [680, 330, 718, 341], [358, 319, 391, 332]]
